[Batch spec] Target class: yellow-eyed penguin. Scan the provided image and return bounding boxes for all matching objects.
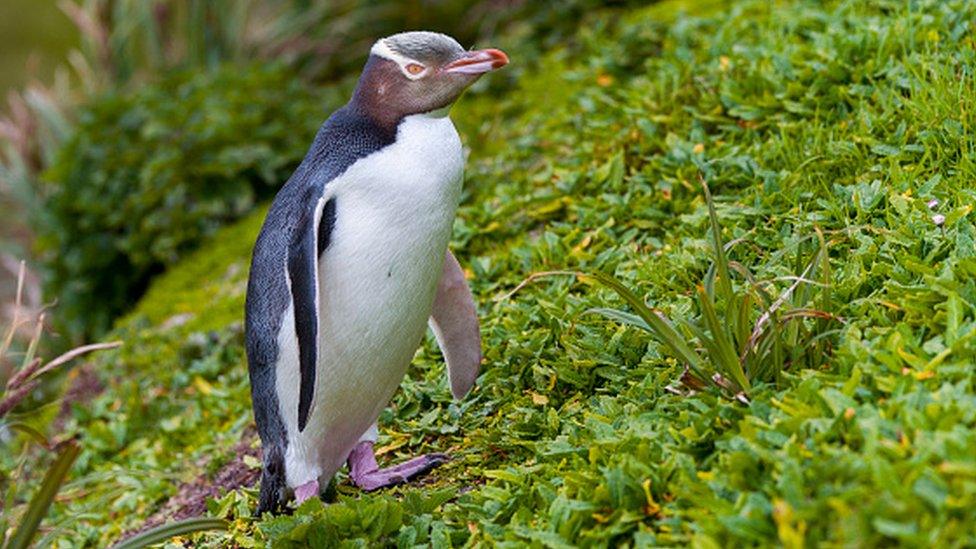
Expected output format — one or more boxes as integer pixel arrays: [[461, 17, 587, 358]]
[[245, 31, 508, 513]]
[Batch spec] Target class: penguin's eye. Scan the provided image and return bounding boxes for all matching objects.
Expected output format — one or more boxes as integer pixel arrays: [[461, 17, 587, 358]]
[[404, 63, 426, 77]]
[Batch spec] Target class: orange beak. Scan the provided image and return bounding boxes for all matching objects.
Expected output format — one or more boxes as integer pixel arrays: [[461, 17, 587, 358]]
[[443, 48, 510, 74]]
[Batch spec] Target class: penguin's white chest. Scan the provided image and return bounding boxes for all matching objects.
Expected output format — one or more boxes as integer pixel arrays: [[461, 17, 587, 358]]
[[277, 113, 463, 485]]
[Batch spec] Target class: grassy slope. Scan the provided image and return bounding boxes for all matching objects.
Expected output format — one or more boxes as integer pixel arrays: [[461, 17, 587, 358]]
[[42, 0, 976, 546]]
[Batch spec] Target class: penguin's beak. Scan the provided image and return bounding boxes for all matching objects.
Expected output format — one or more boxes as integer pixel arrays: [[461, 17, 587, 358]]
[[443, 48, 509, 75]]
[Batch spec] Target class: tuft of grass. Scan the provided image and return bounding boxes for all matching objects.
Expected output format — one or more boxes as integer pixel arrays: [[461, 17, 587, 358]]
[[509, 178, 837, 399], [0, 261, 119, 549]]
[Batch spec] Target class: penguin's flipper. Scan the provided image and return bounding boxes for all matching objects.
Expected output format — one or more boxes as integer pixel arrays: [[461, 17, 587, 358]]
[[288, 195, 337, 432], [429, 250, 481, 399]]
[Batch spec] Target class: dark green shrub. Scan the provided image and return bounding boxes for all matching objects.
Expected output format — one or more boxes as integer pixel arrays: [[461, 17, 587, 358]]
[[36, 64, 343, 341]]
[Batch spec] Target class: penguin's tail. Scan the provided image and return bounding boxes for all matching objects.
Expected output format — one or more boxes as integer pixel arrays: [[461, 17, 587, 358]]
[[256, 444, 287, 515]]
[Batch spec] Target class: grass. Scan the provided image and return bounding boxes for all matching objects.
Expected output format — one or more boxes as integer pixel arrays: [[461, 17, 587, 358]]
[[512, 179, 836, 401], [5, 0, 976, 546]]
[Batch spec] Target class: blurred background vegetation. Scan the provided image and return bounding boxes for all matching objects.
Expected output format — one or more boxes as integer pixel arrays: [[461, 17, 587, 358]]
[[0, 0, 76, 93], [0, 0, 76, 322], [0, 0, 644, 346]]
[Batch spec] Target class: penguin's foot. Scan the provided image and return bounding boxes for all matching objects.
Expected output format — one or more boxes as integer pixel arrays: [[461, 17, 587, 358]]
[[293, 479, 320, 504], [347, 441, 449, 491]]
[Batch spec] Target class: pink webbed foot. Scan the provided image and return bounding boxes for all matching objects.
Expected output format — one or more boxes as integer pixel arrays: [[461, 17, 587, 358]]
[[293, 479, 320, 504], [347, 441, 449, 491]]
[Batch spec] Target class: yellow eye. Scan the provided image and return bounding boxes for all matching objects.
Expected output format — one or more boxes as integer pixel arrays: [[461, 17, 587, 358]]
[[405, 63, 425, 75]]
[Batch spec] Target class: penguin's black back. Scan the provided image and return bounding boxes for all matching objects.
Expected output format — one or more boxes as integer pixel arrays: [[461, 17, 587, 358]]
[[245, 103, 396, 512]]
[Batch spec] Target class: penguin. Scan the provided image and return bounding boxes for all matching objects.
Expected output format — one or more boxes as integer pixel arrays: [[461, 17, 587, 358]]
[[244, 31, 508, 513]]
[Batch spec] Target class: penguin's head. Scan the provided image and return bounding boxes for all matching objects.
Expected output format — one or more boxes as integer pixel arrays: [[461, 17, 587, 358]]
[[353, 31, 509, 126]]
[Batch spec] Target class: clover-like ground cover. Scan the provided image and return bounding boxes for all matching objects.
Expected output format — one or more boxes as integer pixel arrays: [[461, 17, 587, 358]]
[[40, 0, 976, 545]]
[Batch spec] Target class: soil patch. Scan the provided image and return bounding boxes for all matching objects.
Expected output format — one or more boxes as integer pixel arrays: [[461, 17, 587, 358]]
[[114, 427, 261, 545]]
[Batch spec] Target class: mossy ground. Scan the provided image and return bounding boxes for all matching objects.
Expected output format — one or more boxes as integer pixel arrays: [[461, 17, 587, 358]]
[[32, 0, 976, 546]]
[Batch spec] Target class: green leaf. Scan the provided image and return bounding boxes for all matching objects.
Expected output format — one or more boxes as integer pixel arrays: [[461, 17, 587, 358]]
[[4, 422, 50, 448], [112, 517, 228, 549], [701, 179, 733, 304], [585, 307, 651, 331], [872, 517, 917, 539]]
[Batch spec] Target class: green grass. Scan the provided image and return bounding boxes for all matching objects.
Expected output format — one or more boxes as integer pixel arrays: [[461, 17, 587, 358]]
[[9, 0, 976, 545]]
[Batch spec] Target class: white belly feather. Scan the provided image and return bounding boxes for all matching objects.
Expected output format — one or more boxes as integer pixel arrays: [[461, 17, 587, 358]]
[[275, 112, 463, 487]]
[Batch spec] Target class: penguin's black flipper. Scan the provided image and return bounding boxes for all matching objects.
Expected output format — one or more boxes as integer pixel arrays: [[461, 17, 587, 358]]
[[288, 195, 336, 432]]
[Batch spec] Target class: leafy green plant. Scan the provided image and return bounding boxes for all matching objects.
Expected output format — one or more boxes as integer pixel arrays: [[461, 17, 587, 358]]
[[35, 64, 337, 341], [0, 262, 120, 548], [256, 489, 457, 547]]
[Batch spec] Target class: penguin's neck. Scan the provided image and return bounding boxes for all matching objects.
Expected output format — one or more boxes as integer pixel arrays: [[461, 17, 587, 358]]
[[345, 97, 400, 140], [345, 95, 453, 146]]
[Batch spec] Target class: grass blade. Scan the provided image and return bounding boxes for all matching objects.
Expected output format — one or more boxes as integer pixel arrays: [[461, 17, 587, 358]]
[[5, 440, 81, 549], [678, 319, 731, 393], [32, 340, 123, 380], [701, 177, 733, 304], [582, 271, 706, 376], [735, 290, 753, 356], [5, 422, 50, 447], [112, 517, 228, 549], [697, 284, 750, 392], [585, 307, 651, 331]]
